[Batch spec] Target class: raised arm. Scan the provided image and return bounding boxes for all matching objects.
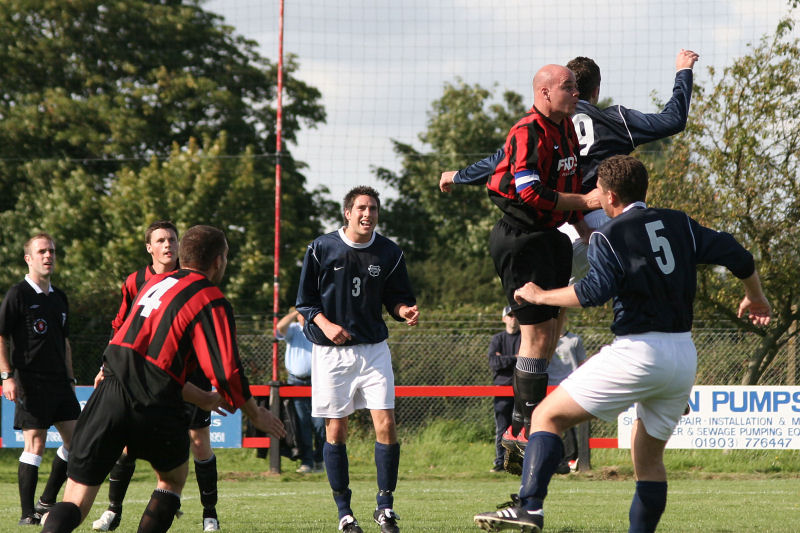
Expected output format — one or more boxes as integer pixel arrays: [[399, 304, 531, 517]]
[[618, 49, 699, 146]]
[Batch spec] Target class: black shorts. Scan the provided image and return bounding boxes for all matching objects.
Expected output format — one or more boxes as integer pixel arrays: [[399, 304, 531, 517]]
[[13, 373, 81, 430], [488, 216, 572, 325], [67, 375, 189, 486], [184, 403, 211, 430], [185, 368, 211, 429]]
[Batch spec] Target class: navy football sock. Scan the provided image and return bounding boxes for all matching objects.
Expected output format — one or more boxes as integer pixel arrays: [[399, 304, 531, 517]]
[[374, 442, 399, 509], [628, 480, 667, 533], [518, 431, 564, 511], [324, 442, 352, 519]]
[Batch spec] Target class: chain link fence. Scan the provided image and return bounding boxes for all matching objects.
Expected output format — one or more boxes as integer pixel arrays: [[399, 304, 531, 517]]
[[234, 317, 790, 440], [71, 315, 789, 441]]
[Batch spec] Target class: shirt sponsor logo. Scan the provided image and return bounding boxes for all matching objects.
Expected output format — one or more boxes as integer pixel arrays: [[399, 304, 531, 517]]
[[556, 155, 578, 171], [368, 265, 381, 277]]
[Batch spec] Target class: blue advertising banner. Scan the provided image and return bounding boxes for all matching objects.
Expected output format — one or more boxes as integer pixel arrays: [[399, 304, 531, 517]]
[[2, 386, 242, 448]]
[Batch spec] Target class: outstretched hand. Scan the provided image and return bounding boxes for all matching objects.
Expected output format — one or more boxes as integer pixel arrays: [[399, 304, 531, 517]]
[[439, 171, 457, 192], [737, 294, 771, 327], [252, 405, 286, 438]]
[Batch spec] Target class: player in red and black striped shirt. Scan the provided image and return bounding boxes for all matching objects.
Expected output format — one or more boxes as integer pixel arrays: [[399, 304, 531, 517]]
[[109, 221, 179, 336], [93, 220, 227, 532], [41, 225, 285, 533], [449, 66, 602, 463]]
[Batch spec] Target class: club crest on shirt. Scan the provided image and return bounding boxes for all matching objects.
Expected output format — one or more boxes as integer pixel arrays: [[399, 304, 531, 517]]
[[368, 265, 381, 277], [32, 318, 48, 335]]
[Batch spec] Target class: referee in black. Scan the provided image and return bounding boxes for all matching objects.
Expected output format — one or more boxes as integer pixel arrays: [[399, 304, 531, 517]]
[[0, 233, 81, 526]]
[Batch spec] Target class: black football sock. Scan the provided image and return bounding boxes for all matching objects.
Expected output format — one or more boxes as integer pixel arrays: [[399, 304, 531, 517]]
[[511, 359, 549, 436], [194, 454, 218, 517], [40, 501, 82, 533], [39, 447, 69, 504], [108, 453, 136, 512], [137, 489, 181, 533], [18, 456, 40, 518]]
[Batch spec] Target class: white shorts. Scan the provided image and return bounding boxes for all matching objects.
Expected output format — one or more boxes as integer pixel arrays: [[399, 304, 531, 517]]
[[559, 209, 611, 284], [559, 332, 697, 441], [310, 341, 395, 418]]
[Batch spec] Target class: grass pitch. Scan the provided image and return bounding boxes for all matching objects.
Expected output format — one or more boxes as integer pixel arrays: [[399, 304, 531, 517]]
[[0, 428, 797, 532]]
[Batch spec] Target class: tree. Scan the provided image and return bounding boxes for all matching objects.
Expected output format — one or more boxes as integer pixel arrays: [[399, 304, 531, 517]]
[[0, 1, 330, 377], [376, 80, 526, 308], [646, 18, 800, 384]]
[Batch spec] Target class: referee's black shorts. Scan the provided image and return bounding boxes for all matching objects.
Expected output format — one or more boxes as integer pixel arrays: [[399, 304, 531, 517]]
[[13, 372, 80, 430], [67, 375, 189, 486], [489, 216, 572, 325]]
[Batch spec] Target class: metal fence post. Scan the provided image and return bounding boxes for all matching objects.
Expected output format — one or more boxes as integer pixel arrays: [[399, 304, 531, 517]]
[[269, 381, 281, 474], [577, 420, 591, 471]]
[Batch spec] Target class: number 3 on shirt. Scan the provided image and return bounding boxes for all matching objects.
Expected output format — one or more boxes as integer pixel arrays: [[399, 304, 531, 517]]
[[351, 277, 361, 297], [137, 277, 179, 317], [645, 220, 675, 275]]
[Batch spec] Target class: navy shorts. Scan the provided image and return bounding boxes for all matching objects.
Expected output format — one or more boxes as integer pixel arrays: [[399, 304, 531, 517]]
[[13, 373, 81, 430], [67, 375, 189, 486], [489, 217, 572, 325]]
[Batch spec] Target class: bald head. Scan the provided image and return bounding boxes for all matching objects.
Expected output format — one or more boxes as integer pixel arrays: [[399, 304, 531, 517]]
[[532, 64, 579, 122]]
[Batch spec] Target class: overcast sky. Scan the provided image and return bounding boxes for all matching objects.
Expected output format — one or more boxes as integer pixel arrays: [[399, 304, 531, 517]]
[[204, 0, 796, 202]]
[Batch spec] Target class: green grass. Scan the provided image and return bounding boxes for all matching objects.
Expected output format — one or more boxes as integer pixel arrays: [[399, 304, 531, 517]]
[[0, 422, 798, 532]]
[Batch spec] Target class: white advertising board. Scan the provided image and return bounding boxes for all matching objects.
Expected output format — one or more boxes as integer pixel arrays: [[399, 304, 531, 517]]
[[617, 386, 800, 449]]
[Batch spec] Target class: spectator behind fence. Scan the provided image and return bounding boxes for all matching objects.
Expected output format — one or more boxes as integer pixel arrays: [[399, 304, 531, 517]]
[[548, 318, 587, 473], [277, 307, 326, 474], [487, 305, 520, 473]]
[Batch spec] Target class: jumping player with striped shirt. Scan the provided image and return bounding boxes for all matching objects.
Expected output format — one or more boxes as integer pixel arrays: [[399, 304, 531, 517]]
[[474, 155, 771, 533], [444, 64, 602, 476], [297, 186, 418, 533], [441, 50, 699, 472], [41, 225, 285, 533]]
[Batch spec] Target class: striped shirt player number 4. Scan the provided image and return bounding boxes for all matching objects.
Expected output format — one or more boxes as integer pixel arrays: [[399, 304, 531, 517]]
[[137, 277, 180, 317], [645, 220, 675, 275]]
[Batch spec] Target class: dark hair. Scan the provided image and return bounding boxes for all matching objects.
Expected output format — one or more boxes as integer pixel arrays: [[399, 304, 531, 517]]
[[596, 155, 648, 205], [24, 233, 55, 256], [145, 220, 178, 244], [178, 225, 227, 271], [567, 56, 601, 101], [342, 185, 380, 222]]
